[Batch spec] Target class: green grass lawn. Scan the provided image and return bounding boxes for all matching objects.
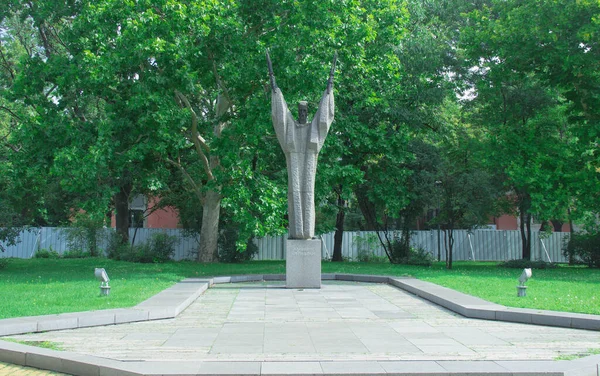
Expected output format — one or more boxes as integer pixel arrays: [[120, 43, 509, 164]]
[[0, 258, 598, 319]]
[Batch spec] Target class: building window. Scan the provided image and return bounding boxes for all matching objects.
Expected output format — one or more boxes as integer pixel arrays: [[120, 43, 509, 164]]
[[129, 194, 147, 228], [129, 209, 145, 228]]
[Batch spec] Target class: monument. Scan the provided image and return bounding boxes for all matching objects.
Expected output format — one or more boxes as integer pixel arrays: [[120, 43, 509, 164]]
[[267, 51, 337, 288]]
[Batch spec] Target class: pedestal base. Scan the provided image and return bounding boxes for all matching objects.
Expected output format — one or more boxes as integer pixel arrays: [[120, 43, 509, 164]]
[[286, 239, 321, 289]]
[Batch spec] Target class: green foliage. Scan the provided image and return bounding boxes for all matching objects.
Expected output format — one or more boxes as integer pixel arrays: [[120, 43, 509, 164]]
[[64, 214, 107, 257], [62, 249, 92, 259], [34, 247, 93, 259], [147, 233, 178, 263], [460, 0, 600, 257], [107, 233, 177, 263], [563, 232, 600, 268], [2, 0, 598, 264], [356, 250, 388, 263], [354, 233, 380, 254], [353, 233, 387, 262], [34, 248, 61, 259], [498, 259, 558, 270], [0, 258, 9, 269], [105, 232, 128, 261], [390, 240, 433, 266], [218, 228, 258, 263]]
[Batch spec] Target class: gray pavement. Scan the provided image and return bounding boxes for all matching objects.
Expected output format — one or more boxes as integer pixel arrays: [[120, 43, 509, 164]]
[[6, 281, 600, 363], [1, 277, 600, 375]]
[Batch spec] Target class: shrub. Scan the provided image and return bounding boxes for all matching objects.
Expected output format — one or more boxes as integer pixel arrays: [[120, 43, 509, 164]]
[[64, 214, 106, 257], [357, 249, 387, 263], [218, 228, 258, 263], [354, 233, 380, 255], [145, 232, 177, 263], [0, 258, 9, 269], [498, 259, 557, 269], [390, 238, 411, 262], [34, 248, 61, 259], [105, 232, 129, 261], [62, 249, 91, 259], [563, 232, 600, 268], [406, 246, 435, 266], [107, 232, 176, 263], [388, 239, 433, 266]]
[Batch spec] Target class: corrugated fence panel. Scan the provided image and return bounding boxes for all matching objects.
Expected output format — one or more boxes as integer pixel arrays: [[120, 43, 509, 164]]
[[1, 228, 39, 258], [39, 227, 67, 253], [0, 227, 576, 263], [254, 235, 285, 260], [531, 232, 569, 263]]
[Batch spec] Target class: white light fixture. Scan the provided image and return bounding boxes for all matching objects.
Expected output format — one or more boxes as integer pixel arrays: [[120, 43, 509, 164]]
[[517, 268, 532, 297], [94, 268, 111, 296]]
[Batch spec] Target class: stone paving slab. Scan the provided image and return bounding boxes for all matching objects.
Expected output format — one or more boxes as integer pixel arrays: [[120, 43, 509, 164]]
[[1, 274, 600, 376]]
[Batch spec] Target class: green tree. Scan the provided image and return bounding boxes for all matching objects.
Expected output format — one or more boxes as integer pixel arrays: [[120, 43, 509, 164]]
[[434, 125, 499, 269], [461, 0, 587, 258]]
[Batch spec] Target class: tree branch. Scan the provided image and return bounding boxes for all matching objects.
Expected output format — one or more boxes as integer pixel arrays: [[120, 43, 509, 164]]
[[0, 42, 15, 82], [0, 106, 22, 121], [45, 84, 58, 99], [174, 90, 214, 181], [166, 157, 205, 204]]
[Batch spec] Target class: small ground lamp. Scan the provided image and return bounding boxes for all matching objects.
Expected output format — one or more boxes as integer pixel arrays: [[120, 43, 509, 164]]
[[94, 268, 111, 296], [517, 268, 532, 297]]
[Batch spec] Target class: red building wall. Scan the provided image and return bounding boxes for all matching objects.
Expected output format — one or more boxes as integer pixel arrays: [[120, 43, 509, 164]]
[[110, 196, 180, 229], [146, 197, 179, 229], [493, 215, 518, 230]]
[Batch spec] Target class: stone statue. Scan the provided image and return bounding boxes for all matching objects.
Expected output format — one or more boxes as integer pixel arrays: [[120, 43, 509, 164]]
[[267, 51, 337, 239]]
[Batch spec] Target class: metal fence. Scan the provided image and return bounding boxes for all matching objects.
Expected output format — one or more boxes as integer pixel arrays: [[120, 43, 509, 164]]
[[0, 227, 570, 263], [0, 227, 199, 261]]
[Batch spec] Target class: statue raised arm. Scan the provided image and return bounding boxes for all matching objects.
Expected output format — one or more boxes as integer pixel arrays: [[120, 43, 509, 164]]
[[266, 49, 278, 91], [327, 52, 337, 94]]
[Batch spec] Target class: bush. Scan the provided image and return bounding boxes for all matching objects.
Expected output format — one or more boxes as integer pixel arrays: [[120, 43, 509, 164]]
[[62, 249, 91, 259], [390, 239, 411, 262], [105, 232, 128, 260], [498, 259, 557, 269], [354, 233, 381, 260], [146, 232, 178, 263], [0, 258, 9, 269], [357, 249, 387, 263], [218, 228, 258, 263], [390, 239, 433, 266], [34, 248, 61, 259], [107, 232, 177, 263], [406, 246, 435, 266], [64, 214, 106, 257], [563, 232, 600, 268]]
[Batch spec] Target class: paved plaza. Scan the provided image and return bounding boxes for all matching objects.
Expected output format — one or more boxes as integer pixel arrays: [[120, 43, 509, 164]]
[[7, 281, 600, 365]]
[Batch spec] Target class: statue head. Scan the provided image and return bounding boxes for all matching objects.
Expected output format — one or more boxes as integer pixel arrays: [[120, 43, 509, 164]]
[[298, 101, 308, 124]]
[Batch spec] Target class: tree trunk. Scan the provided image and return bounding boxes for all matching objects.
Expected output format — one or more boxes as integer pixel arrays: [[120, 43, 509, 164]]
[[446, 227, 454, 270], [550, 220, 563, 232], [568, 207, 575, 265], [355, 185, 398, 262], [332, 195, 346, 262], [198, 189, 220, 262], [114, 183, 131, 245], [355, 185, 378, 231], [519, 211, 532, 260]]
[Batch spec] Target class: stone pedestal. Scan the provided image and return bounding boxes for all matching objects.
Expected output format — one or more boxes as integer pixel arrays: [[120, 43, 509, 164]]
[[286, 239, 321, 289]]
